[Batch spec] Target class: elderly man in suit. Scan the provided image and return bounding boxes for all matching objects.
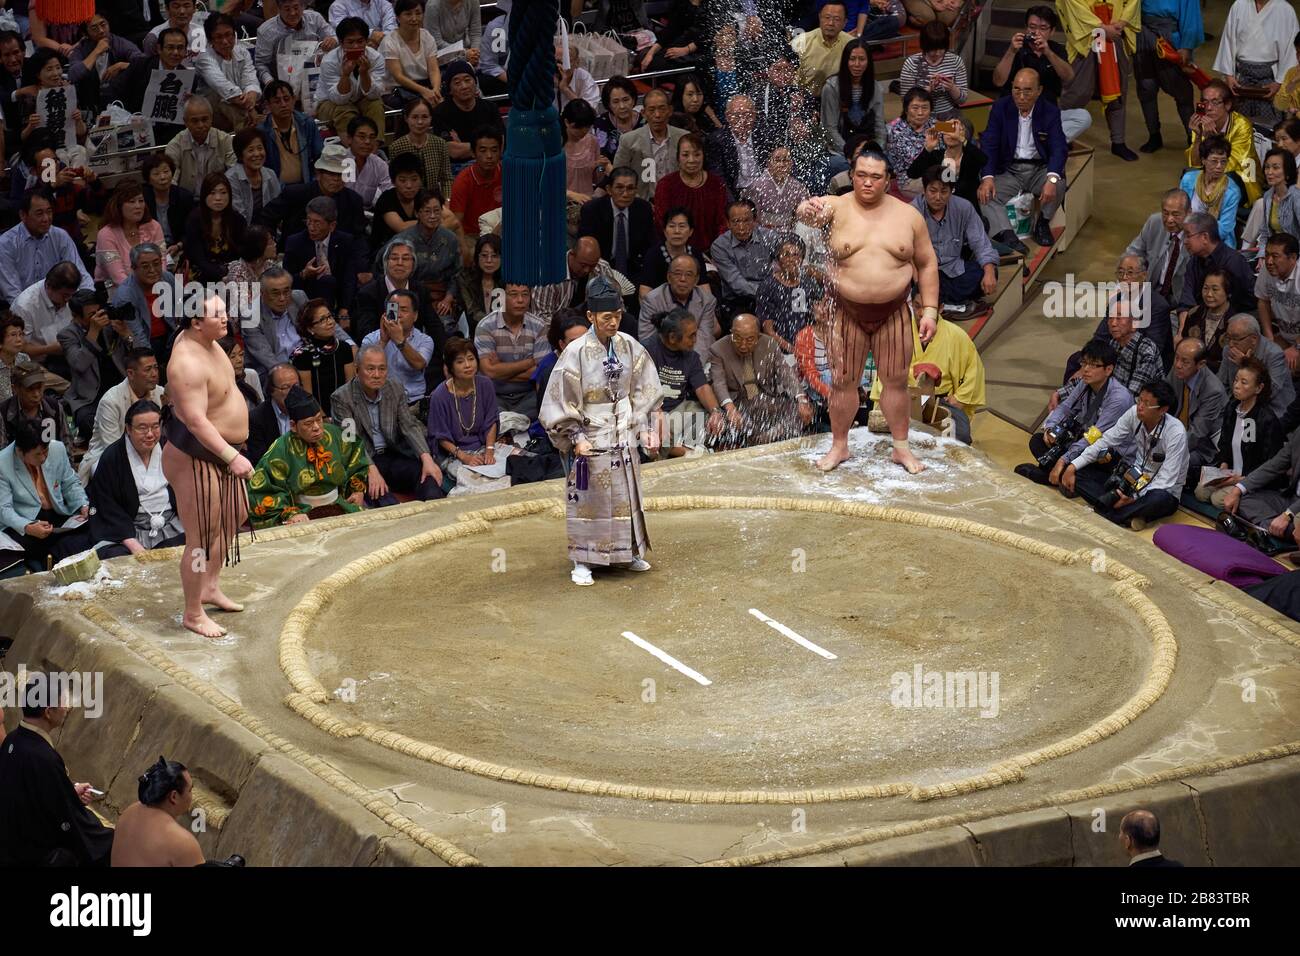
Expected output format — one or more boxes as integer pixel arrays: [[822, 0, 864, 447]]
[[978, 68, 1068, 254], [243, 268, 356, 382], [0, 419, 91, 570], [283, 195, 364, 319], [330, 344, 444, 505], [1218, 314, 1296, 418], [612, 89, 687, 202], [1168, 336, 1228, 484], [577, 167, 656, 283], [246, 364, 299, 467], [706, 94, 769, 197], [709, 314, 812, 447], [1126, 189, 1192, 306]]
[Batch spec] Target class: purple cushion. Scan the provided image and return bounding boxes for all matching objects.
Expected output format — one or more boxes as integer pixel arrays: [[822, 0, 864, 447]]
[[1152, 525, 1285, 587]]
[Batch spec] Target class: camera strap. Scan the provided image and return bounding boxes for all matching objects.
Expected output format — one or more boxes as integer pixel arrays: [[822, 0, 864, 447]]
[[1136, 416, 1167, 479]]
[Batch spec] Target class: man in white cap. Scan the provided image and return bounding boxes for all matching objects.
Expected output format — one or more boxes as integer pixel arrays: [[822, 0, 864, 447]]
[[259, 143, 367, 246], [540, 276, 663, 586]]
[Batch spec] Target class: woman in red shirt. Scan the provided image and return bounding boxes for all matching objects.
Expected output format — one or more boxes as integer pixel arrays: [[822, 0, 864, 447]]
[[652, 132, 729, 254]]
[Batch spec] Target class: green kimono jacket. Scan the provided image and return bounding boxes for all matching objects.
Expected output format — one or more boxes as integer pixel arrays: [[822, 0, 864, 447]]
[[247, 423, 370, 528]]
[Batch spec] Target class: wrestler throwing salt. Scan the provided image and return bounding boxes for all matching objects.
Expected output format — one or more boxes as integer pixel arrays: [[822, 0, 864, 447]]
[[161, 295, 254, 638], [796, 149, 941, 473]]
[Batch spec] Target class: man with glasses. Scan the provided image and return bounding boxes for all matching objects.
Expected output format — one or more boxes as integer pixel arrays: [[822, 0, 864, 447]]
[[708, 313, 811, 448], [1176, 212, 1257, 321], [711, 199, 776, 330], [122, 27, 195, 145], [79, 348, 164, 481], [1166, 336, 1227, 485], [1083, 254, 1174, 366], [87, 399, 186, 558], [247, 364, 300, 467], [1061, 379, 1189, 530], [245, 266, 359, 377], [578, 167, 655, 285], [1218, 313, 1296, 417], [1185, 80, 1261, 204], [1126, 188, 1192, 303], [977, 68, 1069, 253], [639, 255, 720, 364], [991, 6, 1093, 142], [1019, 339, 1133, 486]]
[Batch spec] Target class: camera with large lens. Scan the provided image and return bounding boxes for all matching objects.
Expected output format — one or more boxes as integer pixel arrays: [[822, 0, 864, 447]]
[[1099, 460, 1153, 508], [1036, 417, 1084, 469]]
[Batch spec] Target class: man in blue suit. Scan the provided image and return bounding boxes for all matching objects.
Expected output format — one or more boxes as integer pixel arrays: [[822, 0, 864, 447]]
[[0, 419, 91, 571], [978, 68, 1069, 255], [282, 196, 365, 321]]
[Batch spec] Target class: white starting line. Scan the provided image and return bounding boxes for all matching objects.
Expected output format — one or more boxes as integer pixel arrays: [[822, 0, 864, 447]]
[[748, 608, 838, 660], [621, 631, 712, 686]]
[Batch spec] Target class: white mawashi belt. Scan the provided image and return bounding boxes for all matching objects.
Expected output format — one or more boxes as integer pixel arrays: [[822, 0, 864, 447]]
[[297, 489, 339, 508]]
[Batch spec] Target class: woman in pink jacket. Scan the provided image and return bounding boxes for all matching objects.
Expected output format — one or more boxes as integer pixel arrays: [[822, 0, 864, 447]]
[[95, 182, 166, 289]]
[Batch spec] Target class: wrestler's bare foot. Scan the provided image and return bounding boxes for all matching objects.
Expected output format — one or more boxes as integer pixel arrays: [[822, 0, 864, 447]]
[[816, 442, 852, 471], [891, 446, 926, 474], [182, 610, 228, 638], [201, 587, 244, 612]]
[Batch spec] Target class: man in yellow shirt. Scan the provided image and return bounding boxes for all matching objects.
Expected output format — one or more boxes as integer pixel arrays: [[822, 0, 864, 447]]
[[869, 305, 986, 443], [1186, 80, 1263, 205], [1056, 0, 1141, 161], [793, 1, 853, 96]]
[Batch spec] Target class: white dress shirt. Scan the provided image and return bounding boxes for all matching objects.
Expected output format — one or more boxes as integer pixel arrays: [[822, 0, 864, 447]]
[[195, 45, 260, 102], [318, 45, 388, 105], [1014, 110, 1037, 160], [735, 134, 758, 190]]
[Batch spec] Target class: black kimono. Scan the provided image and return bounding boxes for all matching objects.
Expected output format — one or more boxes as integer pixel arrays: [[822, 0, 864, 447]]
[[0, 725, 114, 866], [88, 436, 184, 559]]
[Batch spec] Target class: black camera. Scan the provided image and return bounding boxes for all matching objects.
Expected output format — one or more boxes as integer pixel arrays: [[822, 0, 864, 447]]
[[1036, 417, 1083, 470], [107, 303, 136, 327], [1099, 460, 1153, 508]]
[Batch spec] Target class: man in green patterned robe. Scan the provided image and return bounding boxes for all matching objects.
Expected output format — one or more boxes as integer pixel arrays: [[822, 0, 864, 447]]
[[247, 386, 370, 528]]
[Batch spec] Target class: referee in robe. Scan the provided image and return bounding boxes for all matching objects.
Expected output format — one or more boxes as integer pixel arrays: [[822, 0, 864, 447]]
[[540, 277, 664, 587]]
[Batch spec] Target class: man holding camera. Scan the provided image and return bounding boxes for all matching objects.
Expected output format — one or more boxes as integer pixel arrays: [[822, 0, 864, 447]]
[[991, 6, 1093, 142], [1061, 379, 1189, 530], [1018, 339, 1133, 486]]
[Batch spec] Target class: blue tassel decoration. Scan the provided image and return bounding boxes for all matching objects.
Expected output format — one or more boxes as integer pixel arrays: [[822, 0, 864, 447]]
[[502, 107, 567, 286], [502, 0, 566, 287]]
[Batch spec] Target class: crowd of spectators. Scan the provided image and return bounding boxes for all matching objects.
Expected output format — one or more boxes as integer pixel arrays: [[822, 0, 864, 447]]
[[3, 0, 1297, 867], [3, 0, 1300, 573]]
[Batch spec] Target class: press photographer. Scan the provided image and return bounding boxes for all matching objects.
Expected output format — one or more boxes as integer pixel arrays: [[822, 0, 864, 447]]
[[1060, 380, 1190, 530], [1016, 340, 1132, 486]]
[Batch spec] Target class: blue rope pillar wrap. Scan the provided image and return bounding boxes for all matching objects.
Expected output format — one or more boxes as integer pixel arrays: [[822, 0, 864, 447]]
[[503, 0, 566, 286]]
